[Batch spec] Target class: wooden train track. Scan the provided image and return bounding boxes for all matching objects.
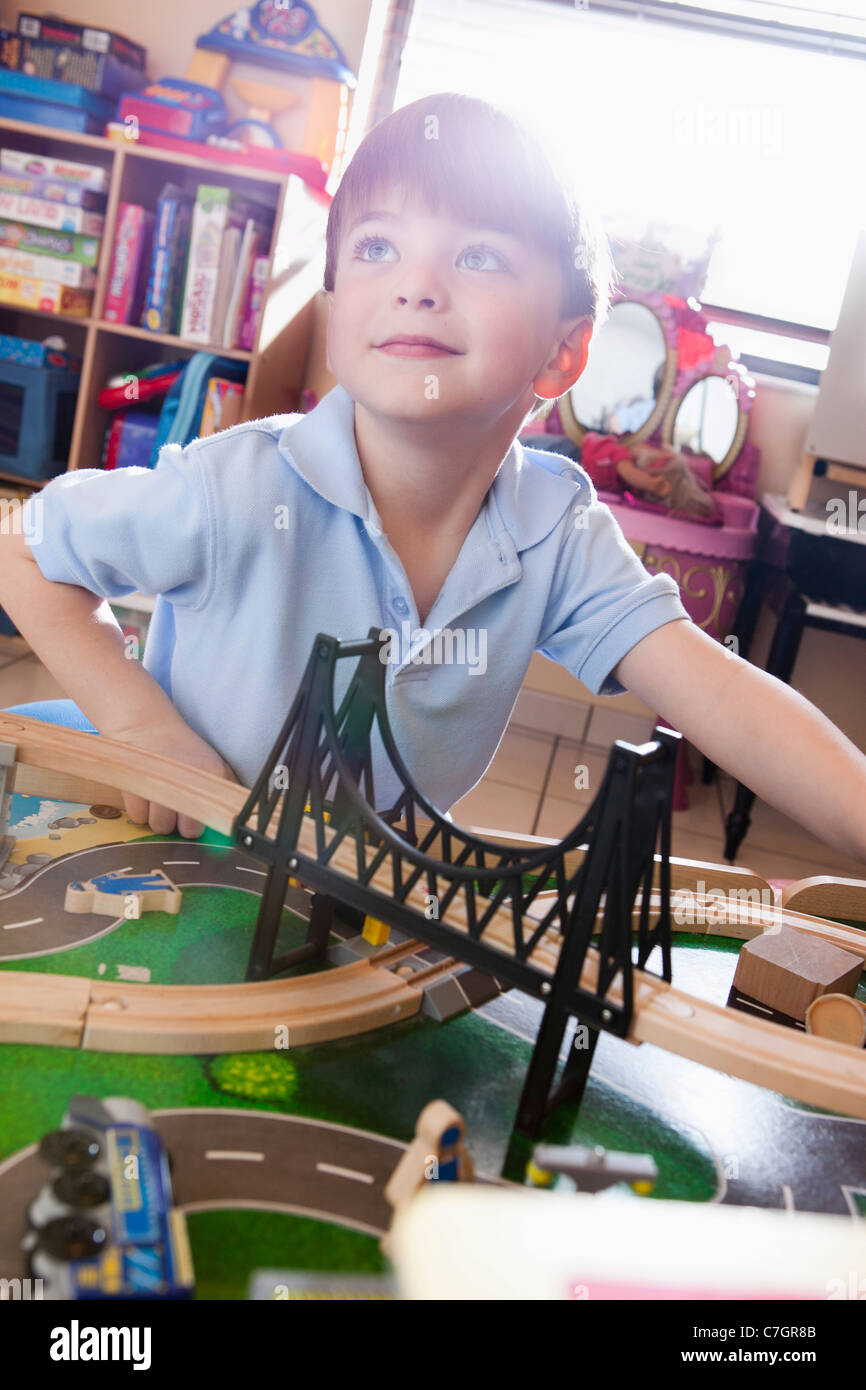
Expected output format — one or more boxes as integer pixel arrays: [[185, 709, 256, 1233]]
[[1, 713, 865, 1121]]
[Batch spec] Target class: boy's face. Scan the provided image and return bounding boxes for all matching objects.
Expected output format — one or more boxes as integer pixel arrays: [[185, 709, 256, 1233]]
[[325, 186, 590, 431]]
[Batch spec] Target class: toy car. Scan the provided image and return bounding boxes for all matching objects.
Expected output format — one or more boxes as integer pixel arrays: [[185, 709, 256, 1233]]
[[22, 1094, 194, 1299]]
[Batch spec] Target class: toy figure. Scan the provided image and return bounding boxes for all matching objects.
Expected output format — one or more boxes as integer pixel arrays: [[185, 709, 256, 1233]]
[[580, 433, 720, 521]]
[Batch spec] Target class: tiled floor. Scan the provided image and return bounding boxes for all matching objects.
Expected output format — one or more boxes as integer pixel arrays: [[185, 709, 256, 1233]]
[[450, 707, 866, 888], [2, 636, 864, 887]]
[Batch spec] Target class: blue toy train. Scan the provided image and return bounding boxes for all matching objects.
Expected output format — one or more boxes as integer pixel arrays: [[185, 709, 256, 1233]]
[[23, 1094, 194, 1299]]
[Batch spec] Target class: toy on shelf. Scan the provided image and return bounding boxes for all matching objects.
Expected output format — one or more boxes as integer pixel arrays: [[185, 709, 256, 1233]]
[[13, 12, 146, 76], [225, 77, 301, 148], [727, 924, 864, 1031], [117, 78, 228, 143], [1, 15, 147, 100], [64, 869, 182, 918], [194, 2, 356, 86], [108, 1, 352, 189]]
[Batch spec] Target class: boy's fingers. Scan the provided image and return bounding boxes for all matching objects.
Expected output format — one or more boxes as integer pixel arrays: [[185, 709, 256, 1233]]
[[147, 803, 176, 836], [123, 792, 149, 825], [177, 815, 205, 839]]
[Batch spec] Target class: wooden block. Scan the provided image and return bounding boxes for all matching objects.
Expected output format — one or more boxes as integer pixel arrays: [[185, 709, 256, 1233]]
[[732, 926, 864, 1022], [65, 869, 182, 918], [362, 915, 390, 947], [0, 970, 89, 1047], [781, 876, 866, 925], [806, 993, 866, 1047]]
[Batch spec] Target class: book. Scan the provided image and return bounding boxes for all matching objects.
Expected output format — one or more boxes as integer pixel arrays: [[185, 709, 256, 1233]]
[[0, 219, 100, 267], [0, 245, 97, 289], [199, 377, 244, 436], [0, 190, 104, 236], [221, 218, 259, 349], [0, 170, 106, 211], [179, 185, 274, 345], [238, 256, 269, 351], [141, 183, 192, 336], [0, 270, 92, 316], [103, 204, 155, 324], [0, 146, 107, 192], [179, 185, 230, 343], [102, 409, 161, 470], [211, 225, 241, 346]]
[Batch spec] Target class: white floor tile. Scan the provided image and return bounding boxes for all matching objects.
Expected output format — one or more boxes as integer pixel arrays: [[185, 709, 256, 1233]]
[[449, 777, 539, 838], [486, 726, 555, 793]]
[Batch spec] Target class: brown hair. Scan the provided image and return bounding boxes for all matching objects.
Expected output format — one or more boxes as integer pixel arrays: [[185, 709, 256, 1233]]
[[324, 92, 615, 354]]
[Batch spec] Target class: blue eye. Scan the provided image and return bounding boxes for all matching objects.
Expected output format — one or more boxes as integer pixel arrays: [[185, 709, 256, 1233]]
[[353, 233, 508, 271], [353, 234, 396, 262], [459, 245, 506, 272]]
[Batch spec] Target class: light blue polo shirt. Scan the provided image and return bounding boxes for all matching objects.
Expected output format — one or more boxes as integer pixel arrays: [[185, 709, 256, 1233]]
[[23, 383, 689, 813]]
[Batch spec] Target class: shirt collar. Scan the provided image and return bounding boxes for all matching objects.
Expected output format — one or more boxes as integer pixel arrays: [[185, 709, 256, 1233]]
[[277, 382, 582, 552]]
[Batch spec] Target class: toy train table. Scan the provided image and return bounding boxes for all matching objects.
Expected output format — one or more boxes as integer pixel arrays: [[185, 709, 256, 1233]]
[[0, 629, 864, 1300]]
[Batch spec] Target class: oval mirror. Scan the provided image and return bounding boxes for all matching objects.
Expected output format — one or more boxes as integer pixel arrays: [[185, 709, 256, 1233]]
[[663, 374, 746, 480], [559, 300, 675, 446]]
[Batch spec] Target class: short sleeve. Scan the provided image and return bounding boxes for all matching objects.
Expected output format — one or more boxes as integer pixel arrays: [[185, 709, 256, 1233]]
[[22, 441, 212, 609], [537, 491, 690, 696]]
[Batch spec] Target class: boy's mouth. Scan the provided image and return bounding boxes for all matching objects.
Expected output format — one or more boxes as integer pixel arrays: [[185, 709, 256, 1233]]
[[375, 334, 461, 357]]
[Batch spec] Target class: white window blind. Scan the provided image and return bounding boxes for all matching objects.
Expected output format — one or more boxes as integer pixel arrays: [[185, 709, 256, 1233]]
[[392, 0, 866, 339]]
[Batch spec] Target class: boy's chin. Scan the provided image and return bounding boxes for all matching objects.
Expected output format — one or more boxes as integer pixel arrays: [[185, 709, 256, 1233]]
[[354, 384, 473, 421]]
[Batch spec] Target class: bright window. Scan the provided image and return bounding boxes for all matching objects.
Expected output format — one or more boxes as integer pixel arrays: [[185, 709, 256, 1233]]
[[391, 0, 865, 338]]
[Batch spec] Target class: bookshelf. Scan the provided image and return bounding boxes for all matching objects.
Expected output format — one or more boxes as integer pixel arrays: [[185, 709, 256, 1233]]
[[0, 113, 326, 487]]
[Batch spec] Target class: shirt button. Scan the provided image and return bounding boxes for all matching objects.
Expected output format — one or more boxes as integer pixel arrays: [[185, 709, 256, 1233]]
[[392, 595, 409, 615]]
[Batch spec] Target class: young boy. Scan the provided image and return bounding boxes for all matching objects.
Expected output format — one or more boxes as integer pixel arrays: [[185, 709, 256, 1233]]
[[2, 93, 866, 866]]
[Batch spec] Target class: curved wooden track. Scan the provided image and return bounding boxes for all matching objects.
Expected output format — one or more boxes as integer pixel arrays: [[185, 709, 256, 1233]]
[[0, 713, 864, 1120]]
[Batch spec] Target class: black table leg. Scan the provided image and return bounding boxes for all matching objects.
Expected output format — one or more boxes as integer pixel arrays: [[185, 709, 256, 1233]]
[[698, 541, 773, 791], [723, 582, 807, 861]]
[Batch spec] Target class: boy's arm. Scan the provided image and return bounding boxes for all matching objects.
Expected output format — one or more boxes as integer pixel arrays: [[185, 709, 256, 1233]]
[[611, 618, 866, 866], [0, 525, 188, 738]]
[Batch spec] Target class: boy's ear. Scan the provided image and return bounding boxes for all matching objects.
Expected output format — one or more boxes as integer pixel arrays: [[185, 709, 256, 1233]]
[[533, 317, 593, 401]]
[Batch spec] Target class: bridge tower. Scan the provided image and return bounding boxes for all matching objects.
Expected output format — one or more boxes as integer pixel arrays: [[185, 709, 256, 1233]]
[[233, 628, 679, 1136]]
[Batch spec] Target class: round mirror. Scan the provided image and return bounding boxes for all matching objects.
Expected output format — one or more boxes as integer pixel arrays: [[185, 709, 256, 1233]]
[[559, 300, 675, 445], [663, 374, 746, 480]]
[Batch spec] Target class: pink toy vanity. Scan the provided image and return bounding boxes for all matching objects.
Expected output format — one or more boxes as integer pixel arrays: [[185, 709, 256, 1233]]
[[521, 284, 763, 808]]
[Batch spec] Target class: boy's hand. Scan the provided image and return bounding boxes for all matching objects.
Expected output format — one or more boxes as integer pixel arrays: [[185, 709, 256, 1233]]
[[106, 720, 240, 839]]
